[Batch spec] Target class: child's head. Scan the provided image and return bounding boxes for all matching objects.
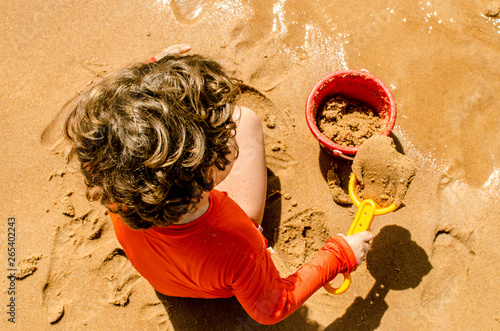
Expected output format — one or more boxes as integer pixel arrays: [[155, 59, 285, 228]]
[[65, 54, 240, 229]]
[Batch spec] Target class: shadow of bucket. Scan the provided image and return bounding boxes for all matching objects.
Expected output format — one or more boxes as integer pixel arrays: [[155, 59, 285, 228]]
[[305, 69, 397, 160]]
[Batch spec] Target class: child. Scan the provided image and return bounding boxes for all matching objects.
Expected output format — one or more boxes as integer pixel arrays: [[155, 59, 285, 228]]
[[64, 45, 373, 325]]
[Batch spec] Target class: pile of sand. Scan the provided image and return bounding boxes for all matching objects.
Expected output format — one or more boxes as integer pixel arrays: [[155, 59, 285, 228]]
[[352, 135, 417, 207], [317, 94, 386, 147]]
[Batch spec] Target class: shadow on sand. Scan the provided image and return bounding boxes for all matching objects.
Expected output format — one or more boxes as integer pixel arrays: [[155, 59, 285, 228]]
[[324, 225, 432, 330]]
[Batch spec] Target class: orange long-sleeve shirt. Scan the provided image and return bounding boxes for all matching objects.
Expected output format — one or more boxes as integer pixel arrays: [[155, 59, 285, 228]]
[[110, 189, 357, 325]]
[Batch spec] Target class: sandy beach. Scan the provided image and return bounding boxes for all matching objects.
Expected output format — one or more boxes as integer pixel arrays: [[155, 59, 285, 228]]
[[1, 0, 500, 329]]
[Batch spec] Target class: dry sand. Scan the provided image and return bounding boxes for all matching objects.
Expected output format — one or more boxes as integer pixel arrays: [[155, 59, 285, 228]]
[[2, 0, 500, 330]]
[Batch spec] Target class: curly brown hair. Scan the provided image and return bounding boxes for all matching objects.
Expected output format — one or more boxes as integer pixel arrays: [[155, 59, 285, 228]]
[[64, 54, 240, 229]]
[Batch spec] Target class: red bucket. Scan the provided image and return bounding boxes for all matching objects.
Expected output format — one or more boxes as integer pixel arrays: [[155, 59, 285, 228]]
[[305, 69, 397, 160]]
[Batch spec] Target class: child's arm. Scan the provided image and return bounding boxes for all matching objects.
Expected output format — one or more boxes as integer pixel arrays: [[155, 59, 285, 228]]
[[232, 232, 371, 325]]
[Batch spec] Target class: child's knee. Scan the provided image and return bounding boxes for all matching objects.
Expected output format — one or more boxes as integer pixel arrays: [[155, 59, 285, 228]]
[[237, 106, 264, 142]]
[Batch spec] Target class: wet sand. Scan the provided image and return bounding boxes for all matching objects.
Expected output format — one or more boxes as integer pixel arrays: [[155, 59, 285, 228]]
[[317, 95, 386, 147], [352, 135, 417, 208], [1, 0, 499, 330]]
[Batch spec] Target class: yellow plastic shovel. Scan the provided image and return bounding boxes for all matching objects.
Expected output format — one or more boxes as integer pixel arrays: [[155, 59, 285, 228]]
[[323, 174, 397, 294]]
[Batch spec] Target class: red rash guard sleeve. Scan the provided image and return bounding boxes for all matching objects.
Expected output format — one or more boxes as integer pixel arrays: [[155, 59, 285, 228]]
[[232, 235, 357, 325]]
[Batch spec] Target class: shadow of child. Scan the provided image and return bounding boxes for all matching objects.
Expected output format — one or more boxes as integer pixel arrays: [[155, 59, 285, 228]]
[[154, 169, 322, 330], [155, 292, 321, 330], [324, 225, 432, 331]]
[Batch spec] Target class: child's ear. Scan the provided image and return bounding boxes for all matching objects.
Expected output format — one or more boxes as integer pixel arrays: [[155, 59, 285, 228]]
[[85, 185, 101, 201], [204, 167, 217, 187]]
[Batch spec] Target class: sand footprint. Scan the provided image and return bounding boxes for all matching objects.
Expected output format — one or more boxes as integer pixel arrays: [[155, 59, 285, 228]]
[[42, 209, 103, 323], [42, 208, 140, 324], [141, 302, 172, 331], [420, 179, 476, 324], [99, 248, 141, 306], [275, 209, 330, 270], [420, 227, 474, 323]]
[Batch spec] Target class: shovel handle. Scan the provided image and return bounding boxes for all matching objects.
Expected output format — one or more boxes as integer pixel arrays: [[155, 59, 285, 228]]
[[324, 174, 397, 295], [323, 199, 376, 294], [323, 273, 352, 294]]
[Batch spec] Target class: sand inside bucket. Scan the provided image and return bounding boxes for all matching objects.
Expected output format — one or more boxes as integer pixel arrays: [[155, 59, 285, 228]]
[[316, 94, 387, 147], [352, 135, 417, 207]]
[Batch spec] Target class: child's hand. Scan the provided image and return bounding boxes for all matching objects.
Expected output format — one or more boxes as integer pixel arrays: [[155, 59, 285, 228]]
[[150, 44, 192, 62], [339, 231, 373, 266]]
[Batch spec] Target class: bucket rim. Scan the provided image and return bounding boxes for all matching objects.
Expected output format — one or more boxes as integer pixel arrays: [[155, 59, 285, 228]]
[[305, 69, 397, 157]]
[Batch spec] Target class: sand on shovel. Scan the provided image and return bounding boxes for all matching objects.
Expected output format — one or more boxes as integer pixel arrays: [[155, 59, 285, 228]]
[[352, 135, 417, 208]]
